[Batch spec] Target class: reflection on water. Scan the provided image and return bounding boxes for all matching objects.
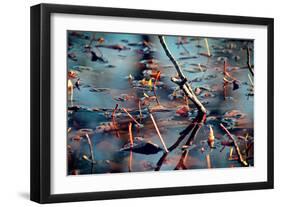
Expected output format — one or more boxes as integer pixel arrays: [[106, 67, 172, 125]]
[[67, 31, 254, 175]]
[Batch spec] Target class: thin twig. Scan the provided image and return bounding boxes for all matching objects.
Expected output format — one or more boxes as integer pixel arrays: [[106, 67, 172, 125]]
[[220, 123, 248, 166], [223, 61, 227, 100], [248, 74, 254, 87], [180, 43, 190, 55], [229, 147, 234, 160], [122, 107, 142, 127], [186, 122, 202, 146], [153, 71, 161, 105], [112, 104, 120, 137], [85, 133, 95, 162], [149, 111, 169, 153], [169, 123, 195, 151], [128, 122, 134, 147], [247, 46, 254, 76], [85, 133, 95, 173], [138, 100, 142, 123], [128, 123, 134, 172], [204, 38, 211, 57]]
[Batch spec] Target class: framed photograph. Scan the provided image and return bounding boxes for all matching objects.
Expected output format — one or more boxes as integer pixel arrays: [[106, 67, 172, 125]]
[[30, 3, 274, 203]]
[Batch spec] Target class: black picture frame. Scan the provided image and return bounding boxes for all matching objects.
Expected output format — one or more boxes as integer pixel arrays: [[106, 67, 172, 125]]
[[30, 3, 274, 204]]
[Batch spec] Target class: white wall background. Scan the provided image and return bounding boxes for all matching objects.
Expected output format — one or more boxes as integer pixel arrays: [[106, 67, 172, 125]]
[[0, 0, 279, 206]]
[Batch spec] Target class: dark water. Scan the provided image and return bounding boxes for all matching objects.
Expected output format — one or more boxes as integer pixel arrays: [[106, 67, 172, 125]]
[[67, 31, 254, 175]]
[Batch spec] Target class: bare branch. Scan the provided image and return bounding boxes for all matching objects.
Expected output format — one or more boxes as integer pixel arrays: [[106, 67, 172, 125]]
[[247, 46, 254, 76], [158, 35, 207, 117]]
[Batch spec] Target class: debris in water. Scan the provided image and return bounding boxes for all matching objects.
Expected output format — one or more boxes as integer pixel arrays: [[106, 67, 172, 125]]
[[66, 31, 254, 175], [176, 106, 189, 117], [208, 125, 215, 148], [120, 137, 163, 154], [206, 154, 212, 168], [149, 111, 169, 153]]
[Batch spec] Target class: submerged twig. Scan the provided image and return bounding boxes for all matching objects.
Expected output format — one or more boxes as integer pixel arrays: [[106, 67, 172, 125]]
[[128, 150, 133, 172], [174, 150, 188, 170], [228, 147, 234, 160], [155, 152, 168, 171], [169, 123, 195, 151], [206, 154, 212, 168]]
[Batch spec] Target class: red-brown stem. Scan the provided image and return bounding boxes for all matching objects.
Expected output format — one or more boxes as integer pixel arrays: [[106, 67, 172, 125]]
[[128, 150, 133, 172], [112, 104, 120, 137], [128, 122, 134, 172], [206, 154, 211, 168], [128, 122, 134, 147]]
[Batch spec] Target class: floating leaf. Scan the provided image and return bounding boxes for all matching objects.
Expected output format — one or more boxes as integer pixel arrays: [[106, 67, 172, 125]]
[[97, 37, 105, 44], [148, 78, 153, 90], [120, 137, 163, 154], [233, 80, 240, 90], [68, 71, 77, 79], [176, 106, 189, 117]]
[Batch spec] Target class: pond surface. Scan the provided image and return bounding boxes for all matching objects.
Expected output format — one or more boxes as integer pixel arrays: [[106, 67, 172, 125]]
[[67, 31, 254, 175]]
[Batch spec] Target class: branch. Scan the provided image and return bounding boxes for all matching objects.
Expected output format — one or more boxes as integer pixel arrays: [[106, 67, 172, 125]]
[[247, 46, 254, 76], [158, 35, 207, 117], [174, 150, 188, 170]]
